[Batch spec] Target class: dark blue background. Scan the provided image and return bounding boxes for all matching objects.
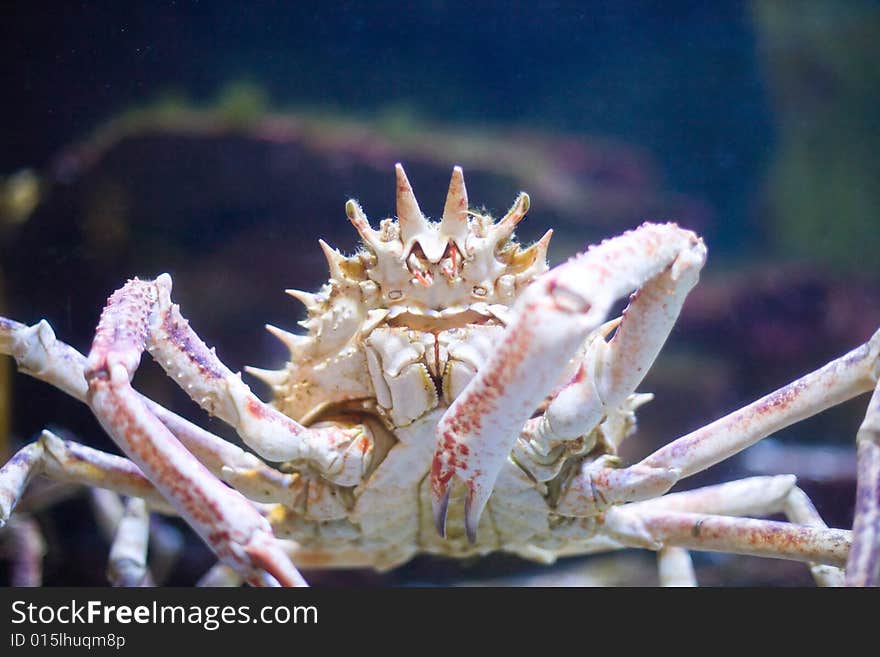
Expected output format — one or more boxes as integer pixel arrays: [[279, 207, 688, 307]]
[[0, 0, 770, 254]]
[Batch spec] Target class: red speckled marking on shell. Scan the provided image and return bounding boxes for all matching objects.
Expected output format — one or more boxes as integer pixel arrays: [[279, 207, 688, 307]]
[[638, 511, 851, 566], [245, 396, 308, 438], [90, 380, 222, 530], [246, 397, 268, 419], [657, 374, 816, 466], [79, 276, 306, 584], [87, 375, 299, 583], [431, 307, 537, 499], [430, 431, 459, 499], [449, 308, 537, 436]]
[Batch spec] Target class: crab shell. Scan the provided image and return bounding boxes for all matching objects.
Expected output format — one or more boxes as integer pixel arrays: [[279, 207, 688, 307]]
[[248, 165, 640, 567]]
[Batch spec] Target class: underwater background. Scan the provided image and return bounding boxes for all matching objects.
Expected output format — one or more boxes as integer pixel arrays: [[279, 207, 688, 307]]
[[1, 0, 878, 585]]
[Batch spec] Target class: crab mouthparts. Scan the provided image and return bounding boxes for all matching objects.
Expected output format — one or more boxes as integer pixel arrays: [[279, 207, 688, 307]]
[[385, 307, 497, 332]]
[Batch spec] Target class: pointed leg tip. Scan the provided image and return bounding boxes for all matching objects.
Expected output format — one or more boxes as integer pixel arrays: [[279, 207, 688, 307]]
[[244, 534, 308, 588], [463, 486, 482, 545], [432, 487, 450, 538], [464, 518, 478, 545]]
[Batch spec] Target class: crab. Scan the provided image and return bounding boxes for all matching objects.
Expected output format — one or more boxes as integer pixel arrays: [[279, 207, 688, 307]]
[[0, 164, 878, 587]]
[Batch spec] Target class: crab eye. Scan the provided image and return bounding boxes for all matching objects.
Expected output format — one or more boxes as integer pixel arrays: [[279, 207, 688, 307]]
[[472, 286, 487, 297], [388, 290, 403, 300]]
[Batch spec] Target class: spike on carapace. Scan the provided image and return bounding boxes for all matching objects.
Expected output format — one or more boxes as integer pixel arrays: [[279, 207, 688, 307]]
[[315, 166, 554, 311], [495, 192, 530, 240], [510, 228, 553, 277], [265, 324, 310, 355], [244, 365, 288, 388], [440, 166, 469, 251], [285, 288, 319, 310], [345, 199, 383, 252], [395, 163, 452, 263], [318, 239, 346, 282], [395, 163, 430, 251]]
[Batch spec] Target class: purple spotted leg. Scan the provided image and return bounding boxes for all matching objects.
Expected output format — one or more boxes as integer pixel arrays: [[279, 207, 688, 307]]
[[83, 277, 306, 586]]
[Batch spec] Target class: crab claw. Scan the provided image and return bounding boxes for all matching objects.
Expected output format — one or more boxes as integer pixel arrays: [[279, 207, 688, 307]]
[[430, 277, 602, 541], [430, 438, 494, 543], [430, 223, 706, 542], [244, 531, 308, 587], [430, 460, 451, 537]]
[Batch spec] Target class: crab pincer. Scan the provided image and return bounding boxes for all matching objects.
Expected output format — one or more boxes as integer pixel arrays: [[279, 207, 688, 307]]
[[430, 222, 707, 541]]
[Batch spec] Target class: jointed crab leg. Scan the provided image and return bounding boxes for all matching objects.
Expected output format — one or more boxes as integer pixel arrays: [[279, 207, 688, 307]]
[[0, 317, 305, 506], [0, 430, 174, 518], [563, 329, 880, 516], [620, 475, 844, 585], [0, 434, 168, 586], [90, 489, 183, 586], [144, 402, 306, 503], [1, 515, 45, 587], [1, 283, 369, 491], [846, 380, 880, 586], [552, 476, 849, 581], [90, 489, 161, 585], [197, 563, 243, 587], [107, 497, 151, 586], [603, 505, 851, 568], [656, 547, 696, 587], [0, 429, 289, 587], [144, 274, 370, 485], [629, 474, 805, 516], [83, 278, 304, 587], [0, 314, 315, 583], [431, 222, 706, 540]]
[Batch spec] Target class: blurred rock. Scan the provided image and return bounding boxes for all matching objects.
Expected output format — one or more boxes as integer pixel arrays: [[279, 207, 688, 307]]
[[679, 266, 880, 396], [753, 0, 880, 273]]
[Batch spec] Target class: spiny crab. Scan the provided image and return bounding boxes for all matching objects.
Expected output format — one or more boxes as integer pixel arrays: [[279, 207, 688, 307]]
[[1, 164, 878, 587]]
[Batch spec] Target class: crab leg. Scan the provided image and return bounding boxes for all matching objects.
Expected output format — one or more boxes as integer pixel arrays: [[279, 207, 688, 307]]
[[143, 402, 308, 504], [0, 318, 305, 505], [90, 489, 183, 586], [522, 235, 705, 452], [0, 430, 173, 519], [86, 277, 305, 585], [144, 274, 370, 485], [622, 475, 843, 586], [656, 547, 696, 587], [603, 505, 850, 567], [90, 489, 160, 585], [197, 563, 243, 587], [0, 427, 315, 577], [431, 222, 706, 539], [564, 329, 880, 515], [2, 515, 45, 587], [846, 381, 880, 586], [107, 497, 151, 586], [84, 278, 305, 587]]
